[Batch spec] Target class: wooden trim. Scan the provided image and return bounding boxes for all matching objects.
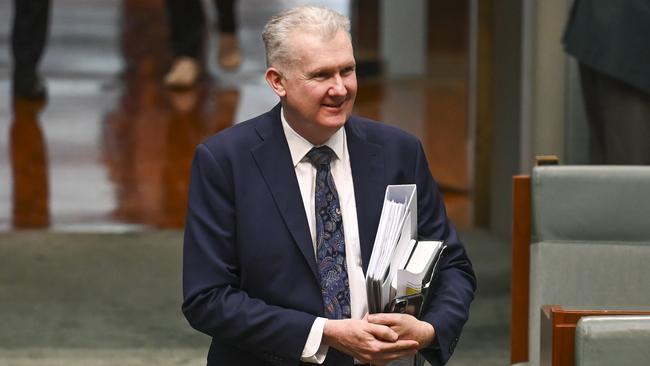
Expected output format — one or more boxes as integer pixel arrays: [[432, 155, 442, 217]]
[[511, 175, 531, 364]]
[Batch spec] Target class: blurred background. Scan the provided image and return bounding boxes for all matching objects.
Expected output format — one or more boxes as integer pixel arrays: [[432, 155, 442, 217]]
[[0, 0, 587, 365]]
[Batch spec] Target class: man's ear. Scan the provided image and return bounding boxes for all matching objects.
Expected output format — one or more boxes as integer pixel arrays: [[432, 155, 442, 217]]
[[265, 67, 286, 97]]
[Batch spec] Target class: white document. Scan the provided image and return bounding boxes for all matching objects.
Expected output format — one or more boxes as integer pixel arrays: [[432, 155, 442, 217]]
[[366, 184, 417, 313], [396, 240, 444, 296], [365, 185, 447, 366]]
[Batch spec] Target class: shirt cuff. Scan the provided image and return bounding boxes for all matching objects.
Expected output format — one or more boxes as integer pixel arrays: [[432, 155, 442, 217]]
[[300, 317, 329, 364]]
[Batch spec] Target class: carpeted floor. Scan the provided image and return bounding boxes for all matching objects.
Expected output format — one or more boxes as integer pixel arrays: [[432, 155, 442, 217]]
[[0, 229, 510, 365]]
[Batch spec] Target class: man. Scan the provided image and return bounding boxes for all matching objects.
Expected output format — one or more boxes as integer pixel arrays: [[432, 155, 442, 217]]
[[183, 6, 475, 366], [564, 0, 650, 164]]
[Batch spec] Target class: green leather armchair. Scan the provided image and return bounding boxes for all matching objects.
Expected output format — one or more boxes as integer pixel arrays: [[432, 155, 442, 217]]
[[511, 166, 650, 366]]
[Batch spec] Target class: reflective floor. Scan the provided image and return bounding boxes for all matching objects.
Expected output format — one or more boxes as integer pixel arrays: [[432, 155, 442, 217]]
[[0, 0, 470, 231]]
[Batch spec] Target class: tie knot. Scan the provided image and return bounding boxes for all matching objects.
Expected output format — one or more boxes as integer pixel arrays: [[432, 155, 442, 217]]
[[306, 146, 335, 167]]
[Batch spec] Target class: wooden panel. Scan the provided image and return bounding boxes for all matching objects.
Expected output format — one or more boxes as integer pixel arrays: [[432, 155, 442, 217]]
[[511, 175, 531, 364]]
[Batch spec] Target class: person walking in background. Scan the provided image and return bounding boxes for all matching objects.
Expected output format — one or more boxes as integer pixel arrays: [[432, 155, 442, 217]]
[[11, 0, 50, 100], [164, 0, 241, 88], [564, 0, 650, 164]]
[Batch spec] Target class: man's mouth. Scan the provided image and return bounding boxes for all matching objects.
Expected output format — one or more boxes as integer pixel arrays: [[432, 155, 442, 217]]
[[322, 100, 345, 109]]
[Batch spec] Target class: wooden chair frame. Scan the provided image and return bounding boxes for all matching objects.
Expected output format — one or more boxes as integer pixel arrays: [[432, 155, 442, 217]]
[[511, 175, 531, 364]]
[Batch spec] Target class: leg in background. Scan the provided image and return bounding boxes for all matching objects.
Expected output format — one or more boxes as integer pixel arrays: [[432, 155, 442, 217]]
[[579, 63, 650, 165], [11, 0, 50, 99], [214, 0, 241, 70], [164, 0, 205, 87]]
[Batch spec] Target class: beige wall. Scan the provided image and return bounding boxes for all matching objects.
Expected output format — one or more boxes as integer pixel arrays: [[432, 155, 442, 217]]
[[522, 0, 571, 171], [489, 0, 572, 234]]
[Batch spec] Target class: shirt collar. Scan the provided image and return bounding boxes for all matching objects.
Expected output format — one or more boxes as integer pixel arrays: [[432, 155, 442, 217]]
[[280, 107, 345, 167]]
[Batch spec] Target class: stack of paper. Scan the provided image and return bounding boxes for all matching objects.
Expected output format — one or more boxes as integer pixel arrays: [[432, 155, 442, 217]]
[[396, 240, 444, 297], [366, 185, 418, 313], [365, 185, 446, 366], [366, 184, 445, 314]]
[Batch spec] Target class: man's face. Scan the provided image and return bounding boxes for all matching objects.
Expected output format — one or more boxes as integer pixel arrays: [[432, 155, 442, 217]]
[[271, 29, 357, 145]]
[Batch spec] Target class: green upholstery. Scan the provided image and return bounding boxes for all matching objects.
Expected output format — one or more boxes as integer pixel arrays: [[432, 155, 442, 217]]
[[575, 316, 650, 366], [532, 166, 650, 243], [526, 166, 650, 366]]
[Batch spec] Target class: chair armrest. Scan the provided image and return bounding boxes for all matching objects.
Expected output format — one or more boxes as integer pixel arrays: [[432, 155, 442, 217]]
[[575, 315, 650, 366]]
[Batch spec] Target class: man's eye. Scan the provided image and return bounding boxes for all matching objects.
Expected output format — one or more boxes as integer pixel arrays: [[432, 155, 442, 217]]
[[342, 67, 355, 75]]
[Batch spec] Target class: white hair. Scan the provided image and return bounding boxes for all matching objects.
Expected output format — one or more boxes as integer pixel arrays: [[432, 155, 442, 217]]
[[262, 6, 351, 71]]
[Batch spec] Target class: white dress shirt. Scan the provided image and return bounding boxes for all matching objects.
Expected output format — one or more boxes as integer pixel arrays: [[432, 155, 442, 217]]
[[280, 109, 368, 364]]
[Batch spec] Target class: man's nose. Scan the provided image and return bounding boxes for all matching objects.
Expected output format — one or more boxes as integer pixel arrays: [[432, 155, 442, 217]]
[[328, 74, 347, 96]]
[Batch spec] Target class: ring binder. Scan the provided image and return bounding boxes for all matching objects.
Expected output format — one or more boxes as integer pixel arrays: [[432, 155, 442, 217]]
[[366, 185, 445, 315]]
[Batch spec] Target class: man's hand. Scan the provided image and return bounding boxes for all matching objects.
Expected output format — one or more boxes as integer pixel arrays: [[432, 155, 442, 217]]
[[367, 313, 436, 349], [322, 318, 419, 365]]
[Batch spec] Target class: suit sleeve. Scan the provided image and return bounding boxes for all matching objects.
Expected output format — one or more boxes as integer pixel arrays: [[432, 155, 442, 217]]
[[182, 144, 316, 364], [412, 141, 477, 366]]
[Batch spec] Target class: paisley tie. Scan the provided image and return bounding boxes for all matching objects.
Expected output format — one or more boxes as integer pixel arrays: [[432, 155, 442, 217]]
[[306, 146, 351, 319]]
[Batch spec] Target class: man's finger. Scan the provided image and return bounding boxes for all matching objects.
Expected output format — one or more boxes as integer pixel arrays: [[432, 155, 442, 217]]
[[368, 313, 403, 326], [380, 347, 419, 362], [363, 340, 419, 364], [360, 339, 419, 365], [378, 339, 420, 352], [366, 323, 398, 342]]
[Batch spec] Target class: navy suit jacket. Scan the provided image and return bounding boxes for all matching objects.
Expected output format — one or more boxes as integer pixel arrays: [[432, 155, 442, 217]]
[[182, 104, 476, 366]]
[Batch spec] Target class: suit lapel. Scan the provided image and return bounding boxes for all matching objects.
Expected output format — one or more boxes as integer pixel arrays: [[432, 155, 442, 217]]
[[345, 119, 385, 274], [250, 111, 386, 280], [251, 106, 320, 283]]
